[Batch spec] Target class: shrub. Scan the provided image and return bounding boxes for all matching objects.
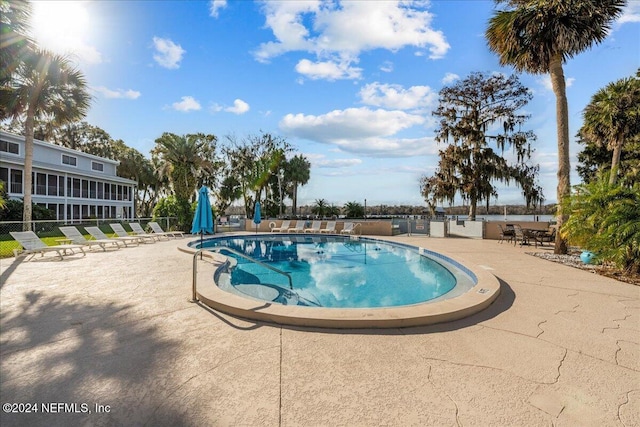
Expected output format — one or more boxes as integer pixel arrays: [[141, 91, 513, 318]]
[[561, 172, 640, 274]]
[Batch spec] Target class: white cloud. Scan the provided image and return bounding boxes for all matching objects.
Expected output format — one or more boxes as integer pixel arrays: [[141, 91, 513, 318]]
[[538, 75, 575, 92], [441, 72, 459, 84], [210, 0, 227, 18], [618, 3, 640, 25], [93, 86, 141, 99], [254, 1, 449, 80], [152, 37, 185, 69], [280, 107, 436, 157], [225, 99, 250, 114], [305, 154, 363, 168], [172, 96, 201, 112], [295, 58, 362, 80], [358, 82, 436, 110], [380, 61, 394, 73]]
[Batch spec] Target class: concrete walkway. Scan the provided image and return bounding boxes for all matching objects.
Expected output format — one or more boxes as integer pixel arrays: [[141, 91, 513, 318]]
[[1, 234, 638, 426]]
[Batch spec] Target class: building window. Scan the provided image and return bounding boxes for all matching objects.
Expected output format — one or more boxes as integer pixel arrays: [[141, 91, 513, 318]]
[[72, 178, 80, 198], [48, 174, 58, 196], [35, 172, 47, 195], [0, 167, 8, 186], [91, 161, 104, 172], [89, 181, 96, 198], [10, 169, 22, 194], [0, 139, 19, 155], [62, 154, 77, 166]]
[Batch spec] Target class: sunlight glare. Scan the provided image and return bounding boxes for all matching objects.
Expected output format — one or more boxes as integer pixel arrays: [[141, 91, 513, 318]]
[[31, 1, 101, 64]]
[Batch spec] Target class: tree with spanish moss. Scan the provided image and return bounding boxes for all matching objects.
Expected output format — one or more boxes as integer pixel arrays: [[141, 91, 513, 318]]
[[421, 72, 543, 221], [486, 0, 626, 253]]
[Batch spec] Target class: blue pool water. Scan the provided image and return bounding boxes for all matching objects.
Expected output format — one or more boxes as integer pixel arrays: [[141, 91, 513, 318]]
[[198, 235, 471, 309]]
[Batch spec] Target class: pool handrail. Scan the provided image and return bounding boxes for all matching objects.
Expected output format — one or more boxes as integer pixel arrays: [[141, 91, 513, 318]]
[[192, 246, 294, 302]]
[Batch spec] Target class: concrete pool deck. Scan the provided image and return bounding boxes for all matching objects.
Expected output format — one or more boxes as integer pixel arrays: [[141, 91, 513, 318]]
[[1, 233, 638, 426]]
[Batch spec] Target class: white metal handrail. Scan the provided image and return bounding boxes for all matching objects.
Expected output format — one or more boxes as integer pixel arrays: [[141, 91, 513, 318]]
[[192, 247, 294, 302]]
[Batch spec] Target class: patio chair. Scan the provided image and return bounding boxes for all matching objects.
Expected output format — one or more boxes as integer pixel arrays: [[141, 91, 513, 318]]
[[497, 224, 514, 244], [512, 224, 530, 247], [109, 223, 154, 244], [340, 222, 360, 235], [85, 226, 140, 247], [270, 220, 291, 232], [319, 221, 336, 234], [288, 221, 305, 233], [10, 231, 86, 260], [304, 221, 322, 233], [129, 222, 167, 241], [148, 221, 184, 238], [533, 227, 556, 247], [59, 226, 123, 251]]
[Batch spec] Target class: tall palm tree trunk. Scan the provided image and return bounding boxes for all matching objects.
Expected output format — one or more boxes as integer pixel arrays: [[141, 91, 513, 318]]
[[549, 55, 570, 254], [22, 107, 36, 231], [609, 138, 622, 185]]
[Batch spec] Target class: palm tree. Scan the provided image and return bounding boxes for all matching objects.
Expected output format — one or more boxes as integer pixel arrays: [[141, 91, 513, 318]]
[[284, 154, 310, 216], [311, 198, 328, 218], [580, 73, 640, 185], [152, 132, 217, 203], [343, 201, 364, 219], [0, 0, 32, 91], [486, 0, 625, 254], [2, 48, 91, 230]]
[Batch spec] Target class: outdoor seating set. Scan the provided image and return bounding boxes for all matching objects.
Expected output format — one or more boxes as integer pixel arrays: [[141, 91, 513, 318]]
[[269, 220, 360, 235], [498, 224, 556, 247], [9, 222, 183, 261]]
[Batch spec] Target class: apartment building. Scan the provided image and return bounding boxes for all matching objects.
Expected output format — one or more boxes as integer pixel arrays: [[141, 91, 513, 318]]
[[0, 130, 136, 222]]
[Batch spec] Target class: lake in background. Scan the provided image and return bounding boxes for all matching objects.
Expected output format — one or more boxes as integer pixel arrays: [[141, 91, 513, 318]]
[[455, 215, 555, 223]]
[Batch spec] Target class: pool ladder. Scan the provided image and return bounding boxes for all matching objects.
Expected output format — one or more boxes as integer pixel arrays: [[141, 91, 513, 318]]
[[192, 247, 294, 302]]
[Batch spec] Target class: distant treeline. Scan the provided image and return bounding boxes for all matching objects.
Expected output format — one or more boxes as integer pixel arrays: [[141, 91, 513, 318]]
[[223, 204, 556, 217]]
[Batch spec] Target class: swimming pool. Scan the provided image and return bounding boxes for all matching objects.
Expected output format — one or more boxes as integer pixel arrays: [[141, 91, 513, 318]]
[[199, 235, 471, 308], [183, 234, 500, 328]]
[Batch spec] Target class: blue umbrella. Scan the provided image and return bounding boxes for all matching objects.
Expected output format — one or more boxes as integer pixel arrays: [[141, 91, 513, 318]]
[[192, 186, 214, 251], [253, 201, 261, 233]]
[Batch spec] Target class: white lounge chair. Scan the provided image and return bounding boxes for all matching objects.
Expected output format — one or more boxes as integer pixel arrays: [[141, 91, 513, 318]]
[[59, 226, 122, 251], [10, 231, 86, 260], [304, 221, 322, 233], [288, 221, 305, 233], [270, 220, 291, 232], [109, 223, 153, 243], [340, 222, 360, 235], [148, 221, 184, 238], [85, 226, 139, 247], [319, 221, 336, 233], [129, 222, 167, 241]]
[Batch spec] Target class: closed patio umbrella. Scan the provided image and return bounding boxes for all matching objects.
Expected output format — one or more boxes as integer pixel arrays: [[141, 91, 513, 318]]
[[191, 186, 214, 252], [253, 202, 261, 233]]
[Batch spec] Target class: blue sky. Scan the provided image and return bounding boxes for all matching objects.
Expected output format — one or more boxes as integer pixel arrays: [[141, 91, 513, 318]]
[[30, 0, 640, 207]]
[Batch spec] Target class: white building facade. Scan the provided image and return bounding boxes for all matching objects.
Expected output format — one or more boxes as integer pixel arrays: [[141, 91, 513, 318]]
[[0, 130, 136, 222]]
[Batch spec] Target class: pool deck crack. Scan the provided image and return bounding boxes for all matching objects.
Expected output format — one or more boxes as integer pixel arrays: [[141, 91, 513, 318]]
[[426, 365, 461, 426], [617, 389, 639, 427]]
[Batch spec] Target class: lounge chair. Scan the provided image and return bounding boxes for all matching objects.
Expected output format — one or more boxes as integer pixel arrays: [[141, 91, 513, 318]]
[[129, 222, 167, 241], [109, 223, 154, 244], [340, 222, 360, 235], [10, 231, 86, 260], [148, 221, 184, 238], [85, 226, 140, 247], [319, 221, 336, 234], [59, 226, 123, 251], [288, 221, 305, 233], [304, 221, 322, 233], [270, 220, 291, 232]]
